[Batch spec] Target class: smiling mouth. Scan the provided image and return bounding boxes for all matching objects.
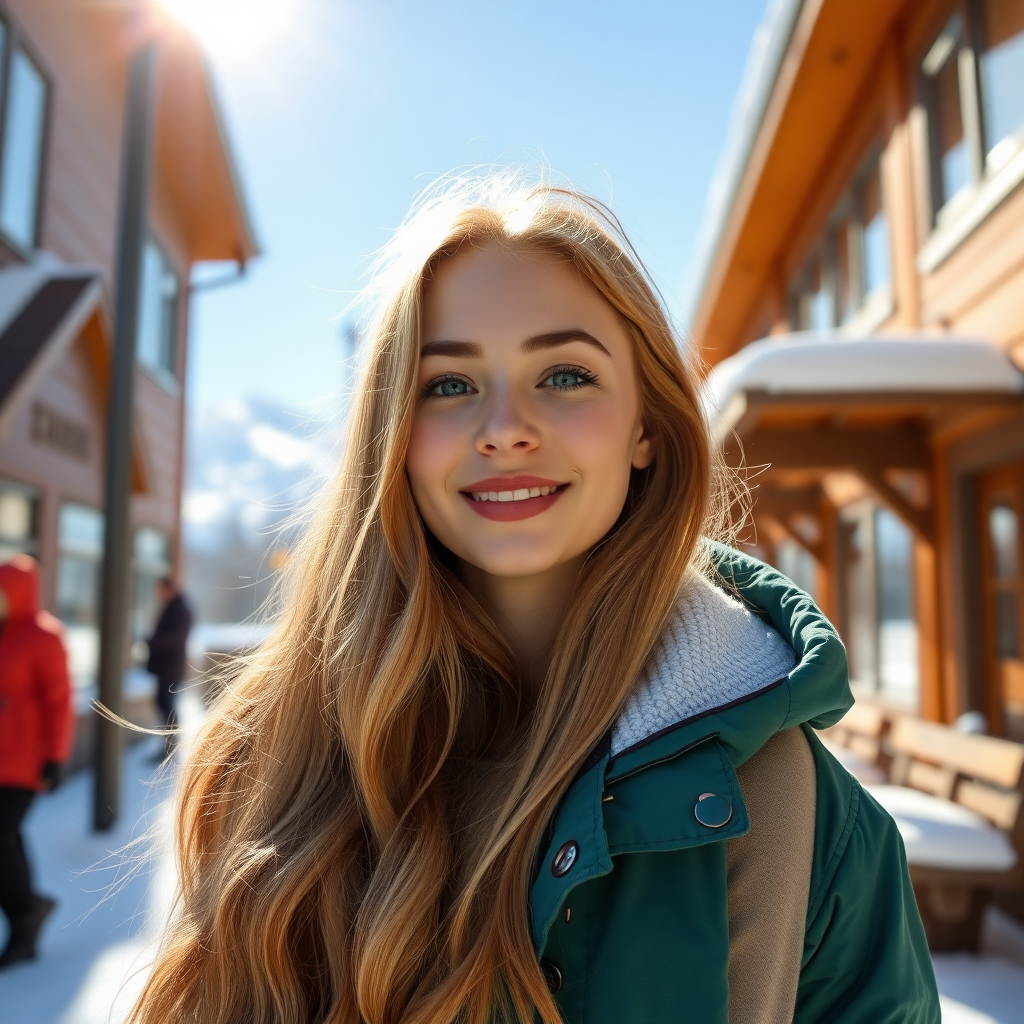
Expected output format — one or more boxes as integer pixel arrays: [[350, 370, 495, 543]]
[[465, 484, 566, 502], [459, 480, 569, 521]]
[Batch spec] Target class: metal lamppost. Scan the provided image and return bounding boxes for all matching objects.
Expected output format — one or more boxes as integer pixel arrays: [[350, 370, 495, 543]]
[[93, 40, 158, 831]]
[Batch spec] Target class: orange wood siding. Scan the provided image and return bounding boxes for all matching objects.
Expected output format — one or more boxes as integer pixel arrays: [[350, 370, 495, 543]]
[[692, 0, 1024, 728], [921, 185, 1024, 344], [9, 0, 122, 277], [0, 0, 209, 605]]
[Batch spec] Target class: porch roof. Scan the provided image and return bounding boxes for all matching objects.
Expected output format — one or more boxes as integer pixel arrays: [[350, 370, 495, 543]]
[[705, 333, 1024, 545], [706, 333, 1024, 441]]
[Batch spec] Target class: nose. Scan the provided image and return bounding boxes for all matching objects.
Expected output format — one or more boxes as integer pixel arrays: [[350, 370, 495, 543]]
[[475, 383, 540, 456]]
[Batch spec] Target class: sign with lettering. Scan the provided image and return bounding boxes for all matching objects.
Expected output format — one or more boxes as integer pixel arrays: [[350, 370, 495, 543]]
[[30, 402, 90, 461]]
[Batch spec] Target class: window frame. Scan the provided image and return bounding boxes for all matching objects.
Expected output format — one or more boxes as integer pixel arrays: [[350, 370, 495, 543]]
[[0, 475, 39, 558], [787, 148, 892, 336], [916, 0, 1024, 270], [130, 525, 171, 650], [919, 4, 985, 223], [55, 501, 105, 690], [0, 4, 51, 257], [136, 234, 182, 388]]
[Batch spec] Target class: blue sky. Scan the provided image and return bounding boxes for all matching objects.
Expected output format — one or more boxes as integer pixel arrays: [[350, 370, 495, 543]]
[[186, 0, 767, 412]]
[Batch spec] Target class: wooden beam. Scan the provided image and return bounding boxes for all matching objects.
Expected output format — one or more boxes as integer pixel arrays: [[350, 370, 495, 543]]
[[858, 466, 935, 544], [915, 539, 943, 722], [740, 388, 1021, 410], [752, 483, 825, 519], [880, 33, 921, 328], [759, 511, 824, 564], [734, 426, 930, 471]]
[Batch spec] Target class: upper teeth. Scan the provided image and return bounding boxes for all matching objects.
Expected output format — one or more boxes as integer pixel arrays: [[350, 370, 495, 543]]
[[471, 486, 557, 501]]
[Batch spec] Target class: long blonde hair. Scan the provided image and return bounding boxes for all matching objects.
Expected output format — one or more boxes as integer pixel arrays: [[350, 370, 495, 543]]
[[131, 174, 727, 1024]]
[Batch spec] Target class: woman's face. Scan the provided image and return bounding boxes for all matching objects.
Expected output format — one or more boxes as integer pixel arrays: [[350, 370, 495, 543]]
[[407, 244, 655, 580]]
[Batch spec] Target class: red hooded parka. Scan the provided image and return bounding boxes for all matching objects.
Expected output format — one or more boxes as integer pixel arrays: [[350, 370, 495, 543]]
[[0, 556, 74, 790]]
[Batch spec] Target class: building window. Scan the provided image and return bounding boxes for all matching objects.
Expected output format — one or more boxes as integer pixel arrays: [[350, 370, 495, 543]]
[[922, 14, 972, 213], [875, 509, 919, 706], [840, 502, 919, 709], [921, 1, 1024, 223], [793, 248, 833, 331], [137, 239, 179, 378], [0, 478, 38, 561], [56, 503, 104, 690], [979, 0, 1024, 170], [859, 163, 890, 297], [774, 540, 817, 600], [0, 35, 48, 251], [988, 502, 1020, 660], [790, 154, 890, 332], [131, 526, 171, 656]]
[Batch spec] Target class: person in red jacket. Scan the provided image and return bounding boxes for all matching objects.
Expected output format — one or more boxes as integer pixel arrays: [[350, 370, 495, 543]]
[[0, 555, 74, 969]]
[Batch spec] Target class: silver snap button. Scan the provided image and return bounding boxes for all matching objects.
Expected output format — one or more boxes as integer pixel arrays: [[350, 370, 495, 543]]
[[694, 793, 733, 828], [551, 840, 578, 877]]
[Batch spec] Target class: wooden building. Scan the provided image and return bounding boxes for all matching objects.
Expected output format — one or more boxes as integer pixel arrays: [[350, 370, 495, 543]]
[[691, 0, 1024, 737], [0, 0, 256, 693]]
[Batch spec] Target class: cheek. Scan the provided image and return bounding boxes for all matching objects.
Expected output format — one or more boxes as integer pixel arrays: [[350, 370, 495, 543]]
[[555, 399, 638, 476], [406, 410, 463, 502]]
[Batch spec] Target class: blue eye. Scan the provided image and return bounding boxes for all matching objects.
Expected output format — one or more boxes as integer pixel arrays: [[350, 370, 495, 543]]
[[427, 376, 474, 398], [543, 366, 598, 391]]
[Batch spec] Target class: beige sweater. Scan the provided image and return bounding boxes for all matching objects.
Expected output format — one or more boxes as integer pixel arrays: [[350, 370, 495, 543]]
[[727, 727, 817, 1024]]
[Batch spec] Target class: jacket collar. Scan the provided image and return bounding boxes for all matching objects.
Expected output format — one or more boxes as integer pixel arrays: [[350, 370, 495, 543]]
[[530, 545, 853, 953], [611, 563, 798, 756], [611, 542, 852, 770]]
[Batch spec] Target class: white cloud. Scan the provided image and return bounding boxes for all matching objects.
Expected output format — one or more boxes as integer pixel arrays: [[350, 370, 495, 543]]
[[182, 491, 229, 523], [219, 397, 251, 424], [247, 424, 313, 468]]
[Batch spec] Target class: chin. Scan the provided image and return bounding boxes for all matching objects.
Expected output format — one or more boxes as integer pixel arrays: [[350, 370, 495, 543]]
[[459, 541, 573, 579]]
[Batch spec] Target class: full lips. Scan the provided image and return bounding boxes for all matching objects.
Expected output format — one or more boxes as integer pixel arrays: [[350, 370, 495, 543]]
[[461, 488, 566, 521]]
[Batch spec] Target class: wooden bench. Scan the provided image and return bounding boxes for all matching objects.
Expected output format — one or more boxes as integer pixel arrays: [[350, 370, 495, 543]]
[[866, 717, 1024, 951], [817, 700, 890, 784]]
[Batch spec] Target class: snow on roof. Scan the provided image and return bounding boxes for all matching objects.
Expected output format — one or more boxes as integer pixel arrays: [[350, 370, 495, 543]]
[[704, 332, 1024, 427], [682, 0, 805, 323]]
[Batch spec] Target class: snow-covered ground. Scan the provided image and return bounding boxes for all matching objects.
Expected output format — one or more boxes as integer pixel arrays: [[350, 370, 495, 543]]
[[2, 698, 1024, 1023], [0, 746, 174, 1023], [937, 936, 1024, 1024]]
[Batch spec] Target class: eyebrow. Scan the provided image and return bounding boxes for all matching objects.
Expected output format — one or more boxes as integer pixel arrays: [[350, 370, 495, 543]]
[[420, 329, 610, 359]]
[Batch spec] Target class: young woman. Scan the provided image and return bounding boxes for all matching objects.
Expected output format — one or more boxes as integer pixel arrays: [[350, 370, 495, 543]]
[[131, 177, 939, 1024]]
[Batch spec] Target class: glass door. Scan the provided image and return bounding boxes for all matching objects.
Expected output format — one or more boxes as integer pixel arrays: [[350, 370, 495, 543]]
[[980, 463, 1024, 740]]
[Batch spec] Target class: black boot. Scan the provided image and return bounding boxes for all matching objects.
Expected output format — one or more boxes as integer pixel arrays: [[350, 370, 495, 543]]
[[0, 895, 56, 968]]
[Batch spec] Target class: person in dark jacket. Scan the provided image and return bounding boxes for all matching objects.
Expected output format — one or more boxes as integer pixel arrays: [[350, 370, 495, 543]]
[[146, 577, 192, 759], [0, 555, 73, 969]]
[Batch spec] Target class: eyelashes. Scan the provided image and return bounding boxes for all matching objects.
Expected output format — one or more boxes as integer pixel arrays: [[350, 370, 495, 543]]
[[543, 364, 600, 391], [421, 365, 600, 399], [423, 374, 474, 398]]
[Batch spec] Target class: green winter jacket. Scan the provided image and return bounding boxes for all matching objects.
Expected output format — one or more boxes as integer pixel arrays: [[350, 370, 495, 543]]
[[529, 546, 940, 1023]]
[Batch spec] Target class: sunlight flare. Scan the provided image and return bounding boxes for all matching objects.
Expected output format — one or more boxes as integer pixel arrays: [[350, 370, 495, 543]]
[[156, 0, 289, 55]]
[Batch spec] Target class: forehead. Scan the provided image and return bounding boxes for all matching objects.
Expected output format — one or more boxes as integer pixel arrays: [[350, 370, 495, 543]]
[[422, 243, 624, 342]]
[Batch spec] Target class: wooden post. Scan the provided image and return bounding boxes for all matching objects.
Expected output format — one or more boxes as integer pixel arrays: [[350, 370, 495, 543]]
[[94, 41, 157, 831], [880, 35, 921, 329], [933, 444, 964, 725], [914, 539, 944, 722], [817, 497, 840, 625]]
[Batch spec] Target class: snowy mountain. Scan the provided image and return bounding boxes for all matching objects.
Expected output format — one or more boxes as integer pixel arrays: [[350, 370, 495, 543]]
[[182, 397, 342, 623]]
